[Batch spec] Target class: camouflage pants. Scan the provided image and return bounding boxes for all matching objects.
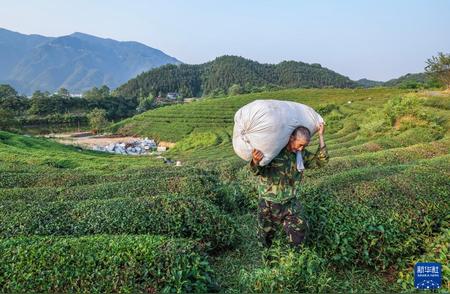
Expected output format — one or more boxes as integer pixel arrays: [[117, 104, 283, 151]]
[[257, 197, 309, 248]]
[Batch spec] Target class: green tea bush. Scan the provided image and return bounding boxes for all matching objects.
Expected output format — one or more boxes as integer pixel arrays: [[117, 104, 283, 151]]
[[392, 126, 445, 145], [42, 158, 78, 169], [0, 195, 239, 250], [359, 107, 390, 137], [384, 95, 423, 125], [0, 175, 214, 202], [172, 132, 221, 151], [397, 226, 449, 292], [239, 243, 331, 293], [422, 95, 450, 110], [306, 138, 450, 178], [206, 161, 259, 213], [359, 95, 445, 139], [330, 119, 359, 138], [315, 102, 340, 116], [299, 157, 450, 269], [0, 166, 207, 189], [327, 137, 371, 150], [329, 130, 446, 159], [0, 235, 218, 293], [0, 172, 245, 213], [325, 130, 358, 144]]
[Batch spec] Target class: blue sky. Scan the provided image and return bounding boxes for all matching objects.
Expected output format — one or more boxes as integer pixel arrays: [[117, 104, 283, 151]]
[[1, 0, 449, 81]]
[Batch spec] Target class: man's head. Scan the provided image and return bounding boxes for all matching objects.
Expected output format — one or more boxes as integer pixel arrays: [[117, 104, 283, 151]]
[[287, 126, 311, 152]]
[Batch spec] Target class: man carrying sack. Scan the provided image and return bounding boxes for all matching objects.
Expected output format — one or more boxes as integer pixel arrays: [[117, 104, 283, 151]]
[[249, 123, 328, 249]]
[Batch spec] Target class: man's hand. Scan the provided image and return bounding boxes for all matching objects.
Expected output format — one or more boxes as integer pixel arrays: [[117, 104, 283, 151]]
[[318, 122, 325, 136], [252, 149, 264, 164]]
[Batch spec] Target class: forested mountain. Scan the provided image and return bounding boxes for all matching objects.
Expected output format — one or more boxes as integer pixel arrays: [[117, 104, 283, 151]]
[[115, 55, 357, 98], [0, 28, 181, 95]]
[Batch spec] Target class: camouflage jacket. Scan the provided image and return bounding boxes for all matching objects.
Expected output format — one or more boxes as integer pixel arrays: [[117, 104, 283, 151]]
[[249, 144, 329, 203]]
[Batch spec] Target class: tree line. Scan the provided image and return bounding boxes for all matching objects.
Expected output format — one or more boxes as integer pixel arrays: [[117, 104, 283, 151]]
[[0, 85, 142, 130]]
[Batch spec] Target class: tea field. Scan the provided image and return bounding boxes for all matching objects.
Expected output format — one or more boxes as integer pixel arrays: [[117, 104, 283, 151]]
[[0, 88, 449, 292]]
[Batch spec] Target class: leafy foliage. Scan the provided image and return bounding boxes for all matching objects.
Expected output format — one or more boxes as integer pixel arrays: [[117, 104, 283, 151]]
[[0, 84, 139, 128], [239, 243, 331, 293], [0, 195, 239, 251], [425, 52, 450, 89], [87, 108, 109, 133], [0, 235, 217, 293]]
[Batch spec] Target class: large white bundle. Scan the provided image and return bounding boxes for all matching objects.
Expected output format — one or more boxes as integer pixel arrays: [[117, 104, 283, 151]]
[[232, 100, 324, 166]]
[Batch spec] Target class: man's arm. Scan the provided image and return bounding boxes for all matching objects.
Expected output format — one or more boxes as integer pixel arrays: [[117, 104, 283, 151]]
[[303, 144, 329, 169], [248, 149, 269, 176], [303, 123, 329, 169]]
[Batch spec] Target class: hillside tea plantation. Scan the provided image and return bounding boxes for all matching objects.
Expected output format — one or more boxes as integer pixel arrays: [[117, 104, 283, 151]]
[[1, 88, 449, 292]]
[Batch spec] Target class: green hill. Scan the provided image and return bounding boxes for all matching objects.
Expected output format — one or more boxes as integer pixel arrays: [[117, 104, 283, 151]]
[[115, 55, 357, 98], [384, 72, 428, 86], [1, 88, 449, 292], [382, 72, 444, 89]]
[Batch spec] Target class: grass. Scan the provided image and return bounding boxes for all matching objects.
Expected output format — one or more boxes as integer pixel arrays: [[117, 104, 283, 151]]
[[1, 87, 449, 292]]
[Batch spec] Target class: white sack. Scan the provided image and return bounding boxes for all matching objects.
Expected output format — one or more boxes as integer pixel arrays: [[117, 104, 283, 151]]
[[232, 99, 324, 166]]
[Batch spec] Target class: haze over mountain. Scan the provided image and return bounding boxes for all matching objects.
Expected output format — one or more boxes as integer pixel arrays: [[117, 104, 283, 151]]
[[0, 28, 181, 95]]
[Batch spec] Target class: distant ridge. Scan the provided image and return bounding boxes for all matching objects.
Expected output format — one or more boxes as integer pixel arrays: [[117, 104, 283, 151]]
[[0, 28, 181, 94]]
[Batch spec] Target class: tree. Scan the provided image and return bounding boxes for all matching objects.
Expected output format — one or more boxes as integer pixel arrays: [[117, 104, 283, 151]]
[[87, 108, 109, 133], [179, 84, 193, 98], [0, 85, 28, 115], [0, 95, 29, 115], [209, 88, 226, 98], [84, 86, 110, 100], [31, 90, 49, 100], [28, 91, 71, 115], [425, 52, 450, 89], [57, 88, 70, 98], [0, 109, 17, 130], [28, 91, 50, 115], [228, 84, 243, 96], [0, 84, 18, 98], [136, 94, 155, 113], [99, 85, 110, 97]]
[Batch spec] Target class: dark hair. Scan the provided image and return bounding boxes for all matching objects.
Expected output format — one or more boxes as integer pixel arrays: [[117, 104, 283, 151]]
[[291, 126, 311, 141]]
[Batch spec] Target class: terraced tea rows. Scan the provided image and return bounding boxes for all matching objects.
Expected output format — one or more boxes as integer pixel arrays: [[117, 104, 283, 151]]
[[1, 88, 449, 292], [0, 131, 243, 292]]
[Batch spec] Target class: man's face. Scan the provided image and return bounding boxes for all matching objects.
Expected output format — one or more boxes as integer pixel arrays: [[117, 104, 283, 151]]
[[288, 136, 310, 152]]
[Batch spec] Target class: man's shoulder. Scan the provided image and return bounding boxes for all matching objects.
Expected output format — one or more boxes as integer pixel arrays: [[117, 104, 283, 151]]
[[271, 147, 294, 164]]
